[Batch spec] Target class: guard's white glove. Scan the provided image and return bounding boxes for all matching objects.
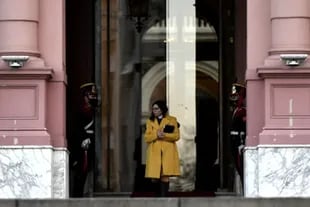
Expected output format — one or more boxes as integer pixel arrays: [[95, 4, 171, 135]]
[[81, 138, 91, 149], [238, 144, 245, 154]]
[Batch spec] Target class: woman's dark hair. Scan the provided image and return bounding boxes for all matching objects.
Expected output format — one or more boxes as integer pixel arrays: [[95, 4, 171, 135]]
[[150, 100, 168, 121]]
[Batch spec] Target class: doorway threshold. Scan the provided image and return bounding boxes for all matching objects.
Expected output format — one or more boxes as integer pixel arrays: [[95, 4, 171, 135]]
[[93, 191, 240, 197]]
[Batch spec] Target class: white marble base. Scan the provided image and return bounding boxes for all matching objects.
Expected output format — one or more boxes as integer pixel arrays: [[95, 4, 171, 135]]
[[0, 146, 68, 198], [244, 145, 310, 197], [170, 138, 196, 192]]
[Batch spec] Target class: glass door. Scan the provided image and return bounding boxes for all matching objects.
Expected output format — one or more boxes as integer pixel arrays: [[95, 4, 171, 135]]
[[66, 0, 246, 196], [93, 0, 243, 194], [141, 0, 219, 192], [165, 0, 198, 191]]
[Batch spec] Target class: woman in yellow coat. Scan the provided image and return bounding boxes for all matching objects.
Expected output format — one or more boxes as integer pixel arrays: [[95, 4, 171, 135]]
[[144, 100, 180, 197]]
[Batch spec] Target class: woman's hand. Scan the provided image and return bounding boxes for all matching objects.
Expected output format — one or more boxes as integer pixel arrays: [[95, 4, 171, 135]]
[[157, 129, 165, 139]]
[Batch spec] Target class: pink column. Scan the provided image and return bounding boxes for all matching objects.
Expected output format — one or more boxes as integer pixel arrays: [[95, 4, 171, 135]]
[[257, 0, 310, 144], [270, 0, 310, 55], [245, 0, 310, 197], [0, 0, 67, 198], [0, 0, 40, 56], [0, 0, 53, 145], [264, 0, 310, 66]]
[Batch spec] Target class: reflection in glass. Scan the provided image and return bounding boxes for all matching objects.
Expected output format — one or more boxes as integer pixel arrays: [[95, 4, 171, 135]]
[[139, 0, 219, 192]]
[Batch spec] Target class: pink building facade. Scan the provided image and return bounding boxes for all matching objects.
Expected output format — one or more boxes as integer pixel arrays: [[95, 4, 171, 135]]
[[0, 0, 310, 199], [0, 0, 67, 198], [245, 0, 310, 197]]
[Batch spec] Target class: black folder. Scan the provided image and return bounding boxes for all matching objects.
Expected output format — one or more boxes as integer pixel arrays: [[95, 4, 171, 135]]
[[163, 125, 175, 133]]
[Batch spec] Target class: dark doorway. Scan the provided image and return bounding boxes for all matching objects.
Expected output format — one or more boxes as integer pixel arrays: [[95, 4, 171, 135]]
[[65, 0, 95, 197], [65, 0, 246, 196], [195, 0, 247, 191], [195, 92, 219, 192]]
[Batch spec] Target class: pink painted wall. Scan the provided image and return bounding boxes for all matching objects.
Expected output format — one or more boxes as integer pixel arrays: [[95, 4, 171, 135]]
[[39, 0, 67, 147], [0, 0, 66, 147], [246, 0, 271, 146], [247, 0, 310, 146]]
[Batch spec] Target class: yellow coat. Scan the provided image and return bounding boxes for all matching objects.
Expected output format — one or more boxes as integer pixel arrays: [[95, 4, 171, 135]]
[[144, 115, 180, 179]]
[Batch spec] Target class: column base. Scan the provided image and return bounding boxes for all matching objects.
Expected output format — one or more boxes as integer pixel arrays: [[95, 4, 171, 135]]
[[0, 146, 69, 198], [244, 145, 310, 197]]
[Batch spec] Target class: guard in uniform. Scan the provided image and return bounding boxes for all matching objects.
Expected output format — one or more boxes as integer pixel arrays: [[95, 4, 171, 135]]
[[71, 82, 98, 197], [229, 82, 246, 184]]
